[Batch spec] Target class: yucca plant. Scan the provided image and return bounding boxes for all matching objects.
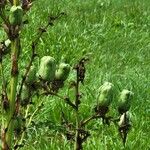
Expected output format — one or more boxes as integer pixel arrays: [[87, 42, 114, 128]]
[[0, 1, 134, 150]]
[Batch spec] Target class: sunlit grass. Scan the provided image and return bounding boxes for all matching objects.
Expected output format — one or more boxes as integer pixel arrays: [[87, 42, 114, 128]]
[[0, 0, 150, 149]]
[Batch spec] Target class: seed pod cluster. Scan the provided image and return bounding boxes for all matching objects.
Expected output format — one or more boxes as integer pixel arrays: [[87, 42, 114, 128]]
[[20, 55, 71, 105], [118, 89, 134, 114], [9, 5, 23, 26], [55, 63, 70, 81], [37, 56, 56, 81]]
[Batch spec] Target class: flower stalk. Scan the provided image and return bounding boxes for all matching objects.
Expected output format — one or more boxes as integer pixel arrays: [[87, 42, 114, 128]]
[[1, 0, 21, 148]]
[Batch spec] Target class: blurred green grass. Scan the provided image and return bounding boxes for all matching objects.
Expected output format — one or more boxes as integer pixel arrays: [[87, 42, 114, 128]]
[[0, 0, 150, 149]]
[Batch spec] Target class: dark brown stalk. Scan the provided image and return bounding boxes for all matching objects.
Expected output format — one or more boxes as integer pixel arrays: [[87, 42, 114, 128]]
[[74, 64, 82, 150]]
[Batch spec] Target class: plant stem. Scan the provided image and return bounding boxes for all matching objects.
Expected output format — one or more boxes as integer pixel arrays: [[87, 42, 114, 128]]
[[0, 54, 3, 123], [1, 37, 20, 150], [75, 110, 80, 150], [43, 91, 77, 110], [1, 0, 20, 148], [0, 53, 4, 147], [13, 0, 19, 6], [81, 115, 101, 127], [74, 67, 82, 150], [4, 38, 20, 149]]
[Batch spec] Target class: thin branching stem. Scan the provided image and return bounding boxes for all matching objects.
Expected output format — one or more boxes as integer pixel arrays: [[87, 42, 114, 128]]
[[13, 0, 19, 6], [74, 66, 81, 150], [42, 91, 77, 110], [81, 115, 101, 127]]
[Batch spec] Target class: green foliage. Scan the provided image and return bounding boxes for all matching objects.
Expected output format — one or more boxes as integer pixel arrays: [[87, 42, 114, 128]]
[[0, 0, 150, 149]]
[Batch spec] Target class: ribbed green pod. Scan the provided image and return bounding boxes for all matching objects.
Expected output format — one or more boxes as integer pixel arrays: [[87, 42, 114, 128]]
[[26, 65, 37, 84], [37, 56, 56, 81], [118, 89, 133, 114], [98, 82, 114, 107], [2, 39, 11, 55], [9, 6, 23, 26], [21, 85, 30, 101], [4, 39, 11, 48], [118, 112, 130, 127], [55, 63, 70, 81]]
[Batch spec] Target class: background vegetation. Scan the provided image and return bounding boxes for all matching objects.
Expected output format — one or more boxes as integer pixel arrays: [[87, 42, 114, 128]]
[[0, 0, 149, 149]]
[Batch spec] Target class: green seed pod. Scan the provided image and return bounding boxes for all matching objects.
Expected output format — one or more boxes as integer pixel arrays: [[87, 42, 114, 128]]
[[21, 85, 30, 101], [4, 39, 11, 48], [2, 39, 11, 55], [37, 56, 56, 81], [55, 63, 70, 81], [118, 112, 130, 127], [118, 89, 134, 114], [26, 65, 37, 84], [9, 5, 23, 26], [98, 82, 114, 107]]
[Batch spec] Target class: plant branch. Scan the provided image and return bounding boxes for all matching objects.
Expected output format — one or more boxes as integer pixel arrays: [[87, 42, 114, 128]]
[[42, 91, 77, 110], [13, 0, 19, 6], [74, 64, 81, 150], [80, 114, 101, 127]]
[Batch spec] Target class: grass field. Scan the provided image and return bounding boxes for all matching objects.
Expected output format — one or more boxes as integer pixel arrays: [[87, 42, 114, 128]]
[[0, 0, 150, 149]]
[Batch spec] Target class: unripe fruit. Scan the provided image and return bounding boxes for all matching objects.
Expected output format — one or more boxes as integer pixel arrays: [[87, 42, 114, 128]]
[[37, 56, 56, 81], [118, 89, 133, 114], [21, 85, 30, 101], [4, 39, 11, 48], [9, 5, 23, 26], [98, 82, 114, 107], [118, 112, 130, 127], [26, 65, 37, 84], [55, 63, 70, 81], [2, 39, 11, 55]]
